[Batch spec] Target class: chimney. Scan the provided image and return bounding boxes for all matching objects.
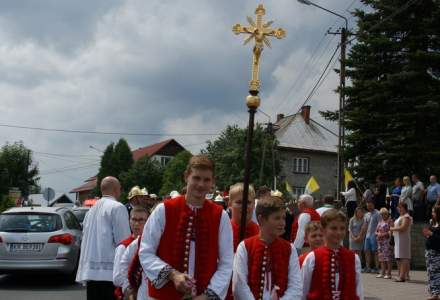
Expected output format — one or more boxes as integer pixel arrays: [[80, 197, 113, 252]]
[[276, 113, 284, 122], [301, 105, 311, 124]]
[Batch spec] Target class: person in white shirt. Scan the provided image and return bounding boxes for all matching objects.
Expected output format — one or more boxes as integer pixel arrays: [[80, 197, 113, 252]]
[[113, 206, 149, 299], [139, 155, 233, 299], [233, 196, 302, 300], [76, 176, 131, 300], [316, 195, 335, 216], [341, 180, 358, 218], [291, 194, 321, 254]]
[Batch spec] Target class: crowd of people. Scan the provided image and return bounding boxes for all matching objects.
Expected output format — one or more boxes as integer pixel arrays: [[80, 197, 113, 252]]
[[74, 155, 440, 300]]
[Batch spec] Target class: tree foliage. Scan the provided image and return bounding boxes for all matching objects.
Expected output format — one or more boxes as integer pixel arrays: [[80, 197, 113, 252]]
[[160, 150, 192, 196], [323, 0, 440, 181], [120, 156, 163, 196], [202, 124, 281, 190], [0, 142, 40, 197], [95, 138, 134, 196]]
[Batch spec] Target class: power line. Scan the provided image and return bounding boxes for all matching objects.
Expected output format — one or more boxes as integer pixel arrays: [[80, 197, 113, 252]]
[[0, 124, 220, 137]]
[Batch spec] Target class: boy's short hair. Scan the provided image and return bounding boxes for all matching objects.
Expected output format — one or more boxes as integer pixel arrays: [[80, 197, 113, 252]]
[[185, 155, 215, 175], [305, 221, 322, 236], [255, 196, 285, 220], [229, 183, 255, 199], [257, 185, 271, 198], [321, 208, 347, 228], [130, 206, 149, 217]]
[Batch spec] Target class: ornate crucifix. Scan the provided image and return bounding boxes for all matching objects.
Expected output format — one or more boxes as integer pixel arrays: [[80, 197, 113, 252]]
[[232, 4, 285, 242], [233, 4, 286, 93]]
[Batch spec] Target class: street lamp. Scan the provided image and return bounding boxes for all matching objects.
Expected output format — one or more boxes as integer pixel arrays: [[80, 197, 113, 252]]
[[297, 0, 348, 200]]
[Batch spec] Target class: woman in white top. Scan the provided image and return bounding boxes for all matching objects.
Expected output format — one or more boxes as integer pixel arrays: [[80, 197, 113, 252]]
[[341, 180, 358, 218], [399, 176, 413, 213]]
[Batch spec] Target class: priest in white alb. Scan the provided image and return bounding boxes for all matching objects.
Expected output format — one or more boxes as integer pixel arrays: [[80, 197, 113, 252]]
[[139, 155, 233, 300], [76, 176, 131, 300]]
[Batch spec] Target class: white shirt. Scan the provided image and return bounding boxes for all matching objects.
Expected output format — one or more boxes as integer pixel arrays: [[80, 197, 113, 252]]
[[316, 205, 334, 216], [301, 251, 364, 300], [233, 241, 302, 300], [341, 188, 357, 203], [119, 238, 150, 300], [76, 196, 131, 283], [293, 213, 311, 250], [113, 243, 129, 288], [139, 202, 233, 299]]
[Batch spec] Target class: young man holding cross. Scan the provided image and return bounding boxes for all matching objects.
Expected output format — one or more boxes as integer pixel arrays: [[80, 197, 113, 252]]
[[139, 155, 233, 300]]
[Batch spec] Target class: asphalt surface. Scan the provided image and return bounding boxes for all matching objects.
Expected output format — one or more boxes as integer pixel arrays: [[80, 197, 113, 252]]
[[0, 273, 85, 300]]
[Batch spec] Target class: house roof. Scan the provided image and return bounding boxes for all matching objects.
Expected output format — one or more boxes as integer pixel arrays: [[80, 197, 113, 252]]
[[132, 139, 181, 161], [70, 176, 97, 193], [28, 193, 75, 207], [275, 113, 338, 154]]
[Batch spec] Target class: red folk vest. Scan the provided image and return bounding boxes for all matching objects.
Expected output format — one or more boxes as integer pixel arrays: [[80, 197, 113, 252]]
[[231, 220, 260, 252], [290, 208, 321, 243], [148, 196, 223, 299], [298, 250, 310, 268], [244, 235, 291, 300], [225, 220, 260, 300], [114, 235, 135, 300], [307, 246, 358, 300]]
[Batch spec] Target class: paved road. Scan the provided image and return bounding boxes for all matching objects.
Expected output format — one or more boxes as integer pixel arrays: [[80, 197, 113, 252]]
[[0, 273, 85, 300], [363, 270, 429, 300], [0, 270, 429, 300]]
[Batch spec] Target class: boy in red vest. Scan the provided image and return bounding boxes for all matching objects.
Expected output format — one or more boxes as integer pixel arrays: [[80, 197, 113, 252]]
[[233, 196, 302, 300], [139, 155, 233, 300], [291, 194, 320, 254], [301, 209, 364, 300], [229, 182, 260, 251], [226, 183, 259, 300], [113, 206, 149, 299], [298, 221, 323, 268]]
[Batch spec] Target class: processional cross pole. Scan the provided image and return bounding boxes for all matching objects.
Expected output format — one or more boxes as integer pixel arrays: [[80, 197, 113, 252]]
[[233, 4, 285, 242]]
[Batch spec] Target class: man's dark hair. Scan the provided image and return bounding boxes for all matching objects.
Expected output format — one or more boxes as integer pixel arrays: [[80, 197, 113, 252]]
[[257, 185, 271, 198], [323, 194, 334, 204]]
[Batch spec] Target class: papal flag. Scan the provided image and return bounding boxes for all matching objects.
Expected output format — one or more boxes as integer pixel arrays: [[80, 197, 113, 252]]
[[344, 168, 354, 188], [305, 176, 320, 194], [285, 180, 293, 194]]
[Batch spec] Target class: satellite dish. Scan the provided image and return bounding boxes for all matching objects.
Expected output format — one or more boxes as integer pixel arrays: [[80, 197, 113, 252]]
[[42, 187, 55, 203]]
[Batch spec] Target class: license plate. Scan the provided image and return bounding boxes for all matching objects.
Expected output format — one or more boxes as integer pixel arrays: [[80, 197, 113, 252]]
[[8, 243, 43, 252]]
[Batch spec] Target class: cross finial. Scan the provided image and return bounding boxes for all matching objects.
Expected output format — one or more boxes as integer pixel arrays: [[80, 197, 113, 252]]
[[233, 4, 286, 93]]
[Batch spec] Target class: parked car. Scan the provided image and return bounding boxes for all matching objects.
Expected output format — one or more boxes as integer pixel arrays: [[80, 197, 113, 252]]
[[0, 206, 82, 279], [71, 207, 90, 228]]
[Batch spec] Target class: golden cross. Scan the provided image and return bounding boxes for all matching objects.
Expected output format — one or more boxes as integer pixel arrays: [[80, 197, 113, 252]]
[[233, 4, 286, 93]]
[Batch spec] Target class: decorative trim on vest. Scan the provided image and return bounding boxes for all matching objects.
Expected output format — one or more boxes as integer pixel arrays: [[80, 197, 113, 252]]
[[307, 246, 358, 300], [244, 235, 291, 300]]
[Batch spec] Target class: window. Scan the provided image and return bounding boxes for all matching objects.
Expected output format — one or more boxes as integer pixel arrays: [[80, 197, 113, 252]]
[[0, 213, 62, 232], [293, 187, 305, 196], [160, 156, 172, 167], [293, 157, 310, 173], [63, 211, 81, 230]]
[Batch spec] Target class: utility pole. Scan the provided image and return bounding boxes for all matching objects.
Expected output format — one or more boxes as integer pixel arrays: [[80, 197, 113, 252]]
[[328, 26, 347, 200]]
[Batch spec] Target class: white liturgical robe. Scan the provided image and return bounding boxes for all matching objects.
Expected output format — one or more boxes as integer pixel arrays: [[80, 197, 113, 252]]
[[138, 202, 233, 299], [76, 196, 130, 283], [232, 241, 302, 300], [301, 251, 364, 300]]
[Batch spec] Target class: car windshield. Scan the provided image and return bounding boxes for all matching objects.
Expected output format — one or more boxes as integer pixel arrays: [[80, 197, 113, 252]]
[[0, 213, 63, 232], [72, 209, 88, 223]]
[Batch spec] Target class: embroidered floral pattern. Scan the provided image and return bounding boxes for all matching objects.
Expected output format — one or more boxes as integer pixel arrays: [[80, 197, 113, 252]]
[[151, 265, 173, 289], [204, 288, 221, 300]]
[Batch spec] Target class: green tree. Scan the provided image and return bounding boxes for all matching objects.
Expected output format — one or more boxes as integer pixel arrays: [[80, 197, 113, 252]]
[[120, 156, 163, 197], [160, 150, 192, 196], [321, 0, 440, 181], [0, 142, 40, 197], [113, 138, 134, 176], [202, 124, 280, 190]]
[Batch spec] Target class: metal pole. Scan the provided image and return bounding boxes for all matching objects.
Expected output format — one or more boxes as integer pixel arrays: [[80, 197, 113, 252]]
[[240, 102, 257, 242]]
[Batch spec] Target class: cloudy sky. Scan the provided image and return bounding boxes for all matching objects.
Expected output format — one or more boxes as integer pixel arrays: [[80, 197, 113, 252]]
[[0, 0, 362, 193]]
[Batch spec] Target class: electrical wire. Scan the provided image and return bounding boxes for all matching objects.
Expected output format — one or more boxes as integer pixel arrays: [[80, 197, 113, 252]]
[[0, 124, 220, 137]]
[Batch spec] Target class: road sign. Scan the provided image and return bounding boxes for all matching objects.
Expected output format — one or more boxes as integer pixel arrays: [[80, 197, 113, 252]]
[[42, 187, 55, 203]]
